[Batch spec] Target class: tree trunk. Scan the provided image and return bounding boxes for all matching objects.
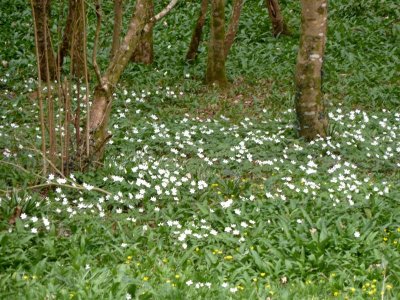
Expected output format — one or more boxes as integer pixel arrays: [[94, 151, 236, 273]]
[[85, 1, 151, 164], [131, 0, 154, 64], [32, 0, 56, 81], [224, 0, 244, 59], [206, 0, 228, 89], [265, 0, 290, 37], [295, 0, 328, 140], [59, 0, 85, 77], [186, 0, 208, 62], [110, 0, 123, 59]]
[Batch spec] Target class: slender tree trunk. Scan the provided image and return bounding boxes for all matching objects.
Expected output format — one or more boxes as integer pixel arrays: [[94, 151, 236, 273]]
[[32, 0, 56, 81], [206, 0, 228, 89], [131, 0, 154, 64], [265, 0, 290, 37], [87, 11, 145, 163], [295, 0, 328, 140], [186, 0, 208, 62], [59, 0, 85, 77], [84, 0, 178, 165], [224, 0, 244, 59], [110, 0, 123, 59]]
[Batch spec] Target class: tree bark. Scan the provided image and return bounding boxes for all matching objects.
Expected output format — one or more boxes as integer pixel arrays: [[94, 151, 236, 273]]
[[206, 0, 228, 89], [110, 0, 123, 60], [295, 0, 328, 140], [84, 0, 178, 165], [131, 0, 154, 64], [224, 0, 244, 59], [32, 0, 56, 81], [59, 0, 85, 77], [265, 0, 290, 37], [186, 0, 208, 62]]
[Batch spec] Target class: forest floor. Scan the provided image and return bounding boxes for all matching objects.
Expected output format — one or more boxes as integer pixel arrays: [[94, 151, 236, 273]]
[[0, 0, 399, 299]]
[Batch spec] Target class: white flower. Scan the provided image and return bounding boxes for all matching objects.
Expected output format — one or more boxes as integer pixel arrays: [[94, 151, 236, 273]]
[[354, 231, 360, 238], [230, 287, 238, 293], [186, 280, 193, 286], [83, 183, 94, 191], [20, 213, 27, 220], [56, 178, 67, 184], [121, 243, 128, 248], [31, 228, 38, 234], [221, 199, 233, 209], [221, 282, 228, 288]]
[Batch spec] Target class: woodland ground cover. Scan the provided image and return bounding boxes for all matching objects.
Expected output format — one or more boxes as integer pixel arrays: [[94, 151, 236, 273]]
[[0, 0, 399, 299]]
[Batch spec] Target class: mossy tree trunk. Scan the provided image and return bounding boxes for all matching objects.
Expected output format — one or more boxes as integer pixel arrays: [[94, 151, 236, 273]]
[[265, 0, 290, 37], [32, 0, 56, 81], [186, 0, 208, 62], [59, 0, 85, 77], [295, 0, 328, 140], [131, 0, 154, 64], [110, 0, 123, 60], [206, 0, 228, 89]]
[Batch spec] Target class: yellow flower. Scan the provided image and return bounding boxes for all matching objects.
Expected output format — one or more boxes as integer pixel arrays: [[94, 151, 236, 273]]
[[195, 247, 199, 252], [162, 258, 168, 263], [143, 276, 149, 281], [260, 273, 266, 277], [127, 256, 132, 260], [253, 278, 258, 282], [333, 291, 340, 297], [386, 284, 393, 290], [350, 287, 355, 293], [175, 274, 180, 279], [224, 255, 233, 260], [23, 275, 29, 280], [237, 285, 244, 290]]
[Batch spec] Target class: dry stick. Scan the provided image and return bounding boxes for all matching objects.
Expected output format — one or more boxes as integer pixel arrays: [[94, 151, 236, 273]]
[[93, 0, 102, 84], [0, 160, 110, 195], [224, 0, 244, 59], [82, 0, 90, 157], [110, 0, 123, 60], [30, 0, 47, 176], [43, 0, 56, 173], [186, 0, 208, 61]]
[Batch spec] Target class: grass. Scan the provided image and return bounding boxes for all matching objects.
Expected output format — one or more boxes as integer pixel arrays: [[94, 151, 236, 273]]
[[0, 0, 399, 299]]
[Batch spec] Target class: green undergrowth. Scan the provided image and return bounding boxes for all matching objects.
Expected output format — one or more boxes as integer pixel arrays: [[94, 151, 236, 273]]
[[0, 0, 399, 299]]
